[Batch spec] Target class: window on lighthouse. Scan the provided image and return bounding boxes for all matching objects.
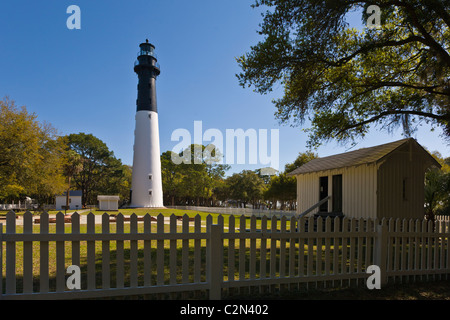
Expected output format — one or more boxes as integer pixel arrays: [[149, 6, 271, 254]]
[[149, 190, 153, 196], [148, 174, 152, 180]]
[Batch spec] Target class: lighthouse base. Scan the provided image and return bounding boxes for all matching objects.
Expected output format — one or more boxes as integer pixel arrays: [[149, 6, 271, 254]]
[[127, 205, 166, 209], [130, 110, 164, 209]]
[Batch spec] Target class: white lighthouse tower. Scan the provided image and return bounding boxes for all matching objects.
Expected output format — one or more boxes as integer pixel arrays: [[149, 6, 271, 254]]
[[130, 39, 164, 208]]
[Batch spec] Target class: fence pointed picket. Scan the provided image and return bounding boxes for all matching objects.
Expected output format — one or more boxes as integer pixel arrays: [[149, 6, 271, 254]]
[[400, 219, 407, 275], [270, 215, 277, 280], [55, 212, 65, 292], [169, 214, 177, 285], [6, 211, 16, 295], [86, 213, 96, 290], [182, 214, 190, 284], [349, 218, 357, 277], [385, 218, 394, 275], [439, 220, 446, 275], [130, 214, 138, 287], [324, 217, 331, 278], [23, 211, 33, 294], [239, 215, 247, 284], [297, 217, 305, 279], [357, 217, 364, 277], [205, 215, 212, 286], [413, 219, 420, 275], [333, 216, 340, 279], [434, 220, 441, 277], [394, 219, 402, 277], [250, 215, 257, 280], [340, 217, 349, 280], [116, 213, 125, 289], [306, 216, 314, 282], [102, 213, 111, 290], [71, 212, 80, 268], [260, 215, 267, 281], [144, 214, 153, 287], [194, 214, 201, 284], [407, 219, 414, 275], [156, 214, 165, 286], [280, 216, 287, 279], [217, 214, 224, 230], [316, 217, 323, 282], [39, 211, 49, 293], [289, 216, 296, 280], [227, 215, 235, 283]]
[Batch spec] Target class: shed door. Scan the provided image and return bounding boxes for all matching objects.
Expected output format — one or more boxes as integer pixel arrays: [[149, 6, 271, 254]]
[[332, 174, 343, 213], [319, 176, 328, 212]]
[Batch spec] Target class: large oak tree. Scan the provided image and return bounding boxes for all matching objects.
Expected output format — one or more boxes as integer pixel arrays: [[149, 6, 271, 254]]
[[237, 0, 450, 147]]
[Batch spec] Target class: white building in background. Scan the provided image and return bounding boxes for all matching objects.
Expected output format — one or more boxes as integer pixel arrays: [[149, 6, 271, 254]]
[[98, 195, 120, 211], [55, 190, 82, 211]]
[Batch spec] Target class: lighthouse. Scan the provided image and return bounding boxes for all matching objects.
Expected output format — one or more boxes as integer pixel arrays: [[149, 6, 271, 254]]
[[130, 39, 164, 208]]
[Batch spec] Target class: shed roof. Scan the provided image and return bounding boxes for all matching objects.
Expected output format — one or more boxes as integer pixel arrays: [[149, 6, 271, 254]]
[[287, 138, 440, 176], [56, 190, 82, 197], [97, 195, 120, 201]]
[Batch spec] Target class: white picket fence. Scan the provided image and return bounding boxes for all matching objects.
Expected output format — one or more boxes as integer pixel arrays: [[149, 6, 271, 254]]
[[1, 211, 449, 300], [167, 205, 296, 218]]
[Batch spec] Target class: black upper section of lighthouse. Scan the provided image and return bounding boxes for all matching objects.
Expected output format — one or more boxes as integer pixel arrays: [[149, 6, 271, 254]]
[[134, 39, 160, 113]]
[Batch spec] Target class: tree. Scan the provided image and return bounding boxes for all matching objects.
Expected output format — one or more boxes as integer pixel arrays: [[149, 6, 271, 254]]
[[0, 97, 66, 202], [265, 151, 318, 209], [226, 170, 267, 208], [160, 144, 230, 206], [161, 151, 185, 206], [62, 149, 83, 209], [264, 173, 297, 210], [237, 0, 450, 148], [66, 133, 129, 207], [425, 151, 450, 218], [284, 151, 319, 174]]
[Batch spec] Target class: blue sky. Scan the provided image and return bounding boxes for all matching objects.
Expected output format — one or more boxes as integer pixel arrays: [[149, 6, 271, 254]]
[[0, 1, 448, 175]]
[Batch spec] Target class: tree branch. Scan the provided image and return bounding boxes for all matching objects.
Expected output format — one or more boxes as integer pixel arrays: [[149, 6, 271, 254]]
[[318, 35, 425, 67], [356, 81, 449, 95], [336, 109, 450, 136], [389, 0, 450, 66]]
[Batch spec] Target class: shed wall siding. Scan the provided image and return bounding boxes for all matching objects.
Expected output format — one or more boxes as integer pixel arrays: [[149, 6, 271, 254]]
[[296, 165, 377, 219]]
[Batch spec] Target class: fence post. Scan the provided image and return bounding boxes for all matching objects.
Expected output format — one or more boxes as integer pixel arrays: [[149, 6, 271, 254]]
[[374, 219, 388, 286], [208, 224, 223, 300]]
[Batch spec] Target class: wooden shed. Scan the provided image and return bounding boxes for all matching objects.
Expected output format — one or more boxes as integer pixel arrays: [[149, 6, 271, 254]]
[[287, 138, 441, 220], [55, 190, 82, 211]]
